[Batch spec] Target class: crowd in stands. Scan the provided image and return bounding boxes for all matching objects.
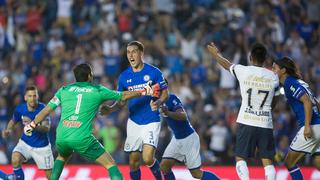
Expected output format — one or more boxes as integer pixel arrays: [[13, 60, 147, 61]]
[[0, 0, 320, 166]]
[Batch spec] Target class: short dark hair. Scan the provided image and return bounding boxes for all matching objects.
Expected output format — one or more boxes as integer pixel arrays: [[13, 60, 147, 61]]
[[73, 63, 92, 82], [127, 41, 144, 52], [250, 43, 267, 64], [25, 85, 38, 93], [273, 56, 302, 79]]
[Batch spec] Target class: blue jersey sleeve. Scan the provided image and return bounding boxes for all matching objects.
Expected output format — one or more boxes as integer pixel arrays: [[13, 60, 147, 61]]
[[13, 107, 22, 123], [153, 68, 168, 90], [285, 80, 307, 100], [166, 95, 183, 112]]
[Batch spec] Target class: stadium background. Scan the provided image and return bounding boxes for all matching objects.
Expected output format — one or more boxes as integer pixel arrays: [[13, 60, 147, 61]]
[[0, 0, 320, 179]]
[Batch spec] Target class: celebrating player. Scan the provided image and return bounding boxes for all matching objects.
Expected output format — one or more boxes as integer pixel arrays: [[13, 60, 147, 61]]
[[0, 86, 53, 180], [100, 41, 168, 180], [24, 63, 158, 180], [157, 92, 220, 180], [273, 57, 320, 180], [207, 42, 280, 180]]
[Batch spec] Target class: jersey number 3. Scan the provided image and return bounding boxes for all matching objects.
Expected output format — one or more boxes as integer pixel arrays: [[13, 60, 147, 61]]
[[247, 88, 269, 109]]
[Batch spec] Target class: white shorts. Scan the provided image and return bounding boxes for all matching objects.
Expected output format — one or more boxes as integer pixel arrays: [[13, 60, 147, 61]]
[[124, 119, 161, 152], [13, 139, 54, 170], [162, 132, 201, 169], [290, 124, 320, 154]]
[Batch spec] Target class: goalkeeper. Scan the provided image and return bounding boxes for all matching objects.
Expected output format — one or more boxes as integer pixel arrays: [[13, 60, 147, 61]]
[[24, 63, 160, 180]]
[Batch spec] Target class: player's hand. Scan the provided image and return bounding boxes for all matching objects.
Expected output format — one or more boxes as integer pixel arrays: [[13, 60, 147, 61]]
[[150, 100, 162, 111], [22, 116, 32, 125], [304, 125, 312, 141], [141, 82, 160, 98], [207, 42, 221, 57], [24, 121, 37, 136], [100, 105, 112, 115], [160, 105, 169, 117], [2, 129, 11, 138]]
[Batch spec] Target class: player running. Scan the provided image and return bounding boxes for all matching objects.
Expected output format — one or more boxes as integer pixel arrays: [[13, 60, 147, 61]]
[[207, 42, 280, 180], [24, 63, 159, 180], [272, 57, 320, 180], [0, 86, 53, 180], [157, 92, 220, 180], [100, 41, 168, 180]]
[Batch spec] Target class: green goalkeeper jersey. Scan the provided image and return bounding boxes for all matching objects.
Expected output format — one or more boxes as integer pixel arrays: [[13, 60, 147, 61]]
[[48, 82, 122, 141]]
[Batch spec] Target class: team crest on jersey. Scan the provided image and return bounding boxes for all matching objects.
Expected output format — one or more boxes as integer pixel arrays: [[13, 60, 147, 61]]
[[143, 75, 150, 81]]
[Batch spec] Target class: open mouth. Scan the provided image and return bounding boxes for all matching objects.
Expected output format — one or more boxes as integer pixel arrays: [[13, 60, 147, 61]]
[[130, 58, 135, 63]]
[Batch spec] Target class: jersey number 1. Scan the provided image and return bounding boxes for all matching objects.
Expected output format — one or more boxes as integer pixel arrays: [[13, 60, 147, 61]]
[[75, 94, 82, 114], [247, 88, 269, 109]]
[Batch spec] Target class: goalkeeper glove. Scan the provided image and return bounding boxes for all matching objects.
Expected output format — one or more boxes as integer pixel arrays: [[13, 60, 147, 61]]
[[140, 82, 160, 98]]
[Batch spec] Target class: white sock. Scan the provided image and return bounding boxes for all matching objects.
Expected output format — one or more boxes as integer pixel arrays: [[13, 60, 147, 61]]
[[236, 160, 249, 180], [264, 165, 276, 180]]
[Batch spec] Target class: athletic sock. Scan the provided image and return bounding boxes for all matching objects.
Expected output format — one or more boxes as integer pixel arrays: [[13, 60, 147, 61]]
[[288, 165, 303, 180], [236, 160, 249, 180], [51, 159, 65, 180], [130, 168, 141, 180], [108, 165, 123, 180], [13, 167, 24, 180], [148, 159, 162, 180], [264, 165, 276, 180], [163, 170, 175, 180], [201, 170, 220, 180]]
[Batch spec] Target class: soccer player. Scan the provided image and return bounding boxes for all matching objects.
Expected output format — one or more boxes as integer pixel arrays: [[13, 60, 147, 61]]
[[24, 63, 159, 180], [157, 92, 220, 180], [272, 57, 320, 180], [0, 86, 53, 180], [100, 41, 168, 180], [207, 42, 280, 180]]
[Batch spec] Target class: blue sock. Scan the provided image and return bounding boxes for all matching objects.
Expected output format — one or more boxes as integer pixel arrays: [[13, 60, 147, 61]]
[[13, 167, 24, 180], [0, 170, 8, 179], [149, 160, 162, 180], [201, 171, 220, 180], [130, 168, 141, 180], [288, 165, 303, 180], [164, 170, 175, 180]]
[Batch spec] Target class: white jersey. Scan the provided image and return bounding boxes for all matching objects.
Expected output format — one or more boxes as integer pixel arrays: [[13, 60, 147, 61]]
[[230, 64, 280, 129]]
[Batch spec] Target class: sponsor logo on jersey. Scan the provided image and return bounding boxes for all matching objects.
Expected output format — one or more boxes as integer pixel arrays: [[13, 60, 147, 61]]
[[63, 120, 82, 128], [127, 79, 132, 83]]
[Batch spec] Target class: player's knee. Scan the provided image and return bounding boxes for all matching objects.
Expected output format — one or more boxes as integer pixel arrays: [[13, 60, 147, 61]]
[[142, 156, 154, 166], [160, 161, 170, 174], [284, 158, 294, 169], [314, 156, 320, 170], [190, 169, 202, 179], [11, 154, 22, 167], [129, 158, 140, 170]]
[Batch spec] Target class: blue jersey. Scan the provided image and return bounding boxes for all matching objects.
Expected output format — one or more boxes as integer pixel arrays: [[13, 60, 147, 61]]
[[283, 76, 320, 127], [118, 63, 167, 125], [13, 102, 50, 147], [163, 94, 195, 139]]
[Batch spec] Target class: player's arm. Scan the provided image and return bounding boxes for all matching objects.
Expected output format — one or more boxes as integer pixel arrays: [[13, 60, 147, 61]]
[[100, 100, 127, 116], [160, 106, 187, 121], [300, 94, 313, 140], [34, 117, 51, 133], [24, 106, 54, 135], [2, 119, 17, 138], [150, 89, 169, 111], [207, 42, 233, 70]]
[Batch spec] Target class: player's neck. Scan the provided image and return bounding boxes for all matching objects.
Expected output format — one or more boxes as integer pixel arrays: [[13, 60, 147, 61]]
[[27, 104, 37, 112], [279, 74, 288, 84], [132, 63, 144, 72], [251, 61, 263, 67]]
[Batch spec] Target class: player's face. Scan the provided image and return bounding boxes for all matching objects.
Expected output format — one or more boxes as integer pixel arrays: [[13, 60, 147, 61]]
[[24, 90, 39, 108], [127, 45, 143, 69], [272, 63, 284, 78]]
